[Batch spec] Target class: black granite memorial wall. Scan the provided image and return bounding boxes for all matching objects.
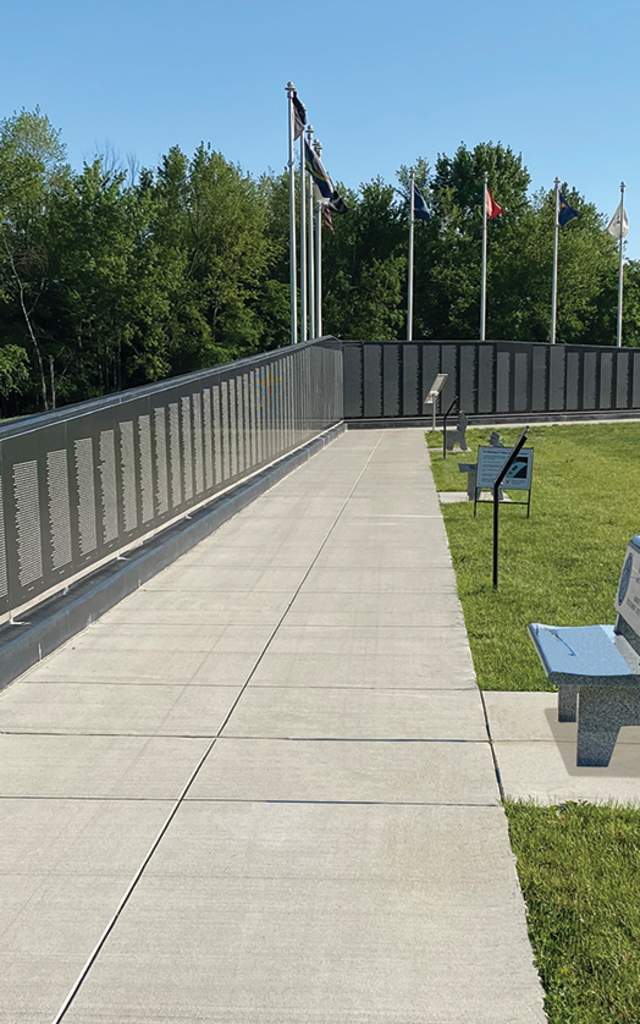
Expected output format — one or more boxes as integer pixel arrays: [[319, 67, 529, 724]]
[[342, 339, 640, 421]]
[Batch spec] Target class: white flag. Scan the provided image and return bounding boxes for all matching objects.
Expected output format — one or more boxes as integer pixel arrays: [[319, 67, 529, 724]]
[[607, 200, 629, 239]]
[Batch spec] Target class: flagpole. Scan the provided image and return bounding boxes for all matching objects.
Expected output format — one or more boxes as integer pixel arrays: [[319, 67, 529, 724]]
[[314, 139, 323, 337], [285, 82, 298, 345], [480, 171, 488, 341], [550, 177, 560, 344], [616, 181, 626, 348], [299, 122, 307, 343], [306, 125, 316, 339], [407, 170, 415, 341]]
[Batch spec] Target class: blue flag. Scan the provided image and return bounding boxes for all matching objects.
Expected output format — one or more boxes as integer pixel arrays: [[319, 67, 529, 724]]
[[558, 193, 579, 227], [413, 183, 429, 221]]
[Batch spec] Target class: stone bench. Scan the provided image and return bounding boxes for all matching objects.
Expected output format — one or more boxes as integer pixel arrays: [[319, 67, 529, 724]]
[[529, 536, 640, 767]]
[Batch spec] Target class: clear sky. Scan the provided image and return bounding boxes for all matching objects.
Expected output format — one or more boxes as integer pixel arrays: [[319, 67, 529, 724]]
[[2, 0, 639, 252]]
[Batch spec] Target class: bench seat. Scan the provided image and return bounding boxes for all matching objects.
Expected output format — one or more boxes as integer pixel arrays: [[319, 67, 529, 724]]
[[528, 623, 636, 686], [529, 622, 640, 766]]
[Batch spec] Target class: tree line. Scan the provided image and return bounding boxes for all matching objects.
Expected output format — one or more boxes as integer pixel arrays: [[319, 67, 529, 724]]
[[0, 109, 636, 417]]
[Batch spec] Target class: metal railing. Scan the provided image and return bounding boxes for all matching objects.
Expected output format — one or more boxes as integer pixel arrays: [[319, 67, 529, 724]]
[[0, 338, 343, 621]]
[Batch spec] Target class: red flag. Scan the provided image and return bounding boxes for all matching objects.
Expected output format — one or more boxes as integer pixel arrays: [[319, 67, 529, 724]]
[[485, 187, 504, 220]]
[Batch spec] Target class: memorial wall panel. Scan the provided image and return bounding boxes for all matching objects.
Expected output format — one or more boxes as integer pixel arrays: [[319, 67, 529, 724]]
[[0, 340, 343, 615], [46, 449, 72, 571], [153, 407, 169, 517]]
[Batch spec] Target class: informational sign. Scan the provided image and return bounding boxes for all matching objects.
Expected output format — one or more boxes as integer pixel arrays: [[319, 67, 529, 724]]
[[424, 373, 448, 404], [476, 446, 534, 491]]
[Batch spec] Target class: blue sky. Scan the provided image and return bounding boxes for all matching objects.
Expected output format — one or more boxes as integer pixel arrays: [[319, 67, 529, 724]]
[[3, 0, 639, 252]]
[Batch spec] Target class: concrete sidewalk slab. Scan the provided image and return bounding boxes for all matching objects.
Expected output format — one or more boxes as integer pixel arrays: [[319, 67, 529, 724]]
[[24, 644, 209, 682], [62, 804, 543, 1024], [314, 543, 453, 568], [188, 738, 498, 804], [63, 622, 273, 655], [101, 589, 292, 626], [177, 543, 320, 568], [249, 650, 475, 689], [0, 734, 208, 798], [0, 798, 169, 1024], [495, 740, 640, 805], [328, 518, 449, 549], [236, 495, 347, 518], [485, 691, 640, 805], [341, 496, 442, 517], [144, 565, 306, 593], [485, 691, 640, 744], [286, 591, 464, 628], [267, 623, 475, 660], [223, 687, 487, 740], [301, 566, 458, 594], [0, 681, 240, 735]]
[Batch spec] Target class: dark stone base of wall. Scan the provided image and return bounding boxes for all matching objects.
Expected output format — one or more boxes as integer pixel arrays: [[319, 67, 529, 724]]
[[347, 411, 640, 428]]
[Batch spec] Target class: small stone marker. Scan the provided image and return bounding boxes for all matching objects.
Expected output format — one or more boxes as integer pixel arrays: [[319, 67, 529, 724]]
[[445, 410, 469, 452], [458, 461, 477, 499]]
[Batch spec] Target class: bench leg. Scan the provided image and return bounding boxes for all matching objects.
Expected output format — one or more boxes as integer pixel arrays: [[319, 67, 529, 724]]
[[576, 688, 621, 767], [558, 686, 577, 723]]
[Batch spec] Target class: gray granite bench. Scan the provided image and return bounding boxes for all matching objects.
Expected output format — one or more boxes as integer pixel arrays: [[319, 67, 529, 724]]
[[529, 536, 640, 767]]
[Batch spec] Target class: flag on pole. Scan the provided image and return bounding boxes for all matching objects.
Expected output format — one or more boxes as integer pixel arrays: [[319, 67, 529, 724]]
[[304, 139, 334, 199], [305, 141, 348, 213], [485, 187, 504, 220], [413, 183, 429, 221], [292, 91, 306, 140], [558, 194, 579, 226], [327, 192, 348, 214], [607, 200, 629, 239]]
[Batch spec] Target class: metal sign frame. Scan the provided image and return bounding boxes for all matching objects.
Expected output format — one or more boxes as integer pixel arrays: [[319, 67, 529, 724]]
[[474, 445, 534, 518]]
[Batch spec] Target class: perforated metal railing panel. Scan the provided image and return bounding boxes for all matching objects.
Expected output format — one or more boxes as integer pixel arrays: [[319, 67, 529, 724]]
[[0, 339, 343, 619]]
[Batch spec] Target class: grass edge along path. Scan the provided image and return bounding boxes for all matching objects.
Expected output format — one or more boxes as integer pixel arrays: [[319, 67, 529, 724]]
[[426, 423, 640, 691], [506, 801, 640, 1024]]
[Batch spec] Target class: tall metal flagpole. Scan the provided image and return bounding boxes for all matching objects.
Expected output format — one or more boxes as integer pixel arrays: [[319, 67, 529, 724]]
[[407, 170, 415, 341], [480, 171, 488, 341], [314, 139, 323, 337], [306, 124, 316, 339], [285, 82, 298, 345], [616, 181, 626, 348], [550, 177, 560, 344], [299, 117, 307, 343]]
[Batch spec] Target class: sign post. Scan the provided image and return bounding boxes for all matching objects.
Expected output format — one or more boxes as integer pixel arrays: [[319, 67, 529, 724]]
[[491, 428, 530, 590], [441, 396, 459, 460]]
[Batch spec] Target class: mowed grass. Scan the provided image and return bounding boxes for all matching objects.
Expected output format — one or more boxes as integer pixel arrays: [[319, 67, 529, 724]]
[[506, 801, 640, 1024], [426, 423, 640, 690]]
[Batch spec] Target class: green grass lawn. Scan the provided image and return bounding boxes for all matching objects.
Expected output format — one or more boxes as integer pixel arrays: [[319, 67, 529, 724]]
[[506, 801, 640, 1024], [426, 423, 640, 690]]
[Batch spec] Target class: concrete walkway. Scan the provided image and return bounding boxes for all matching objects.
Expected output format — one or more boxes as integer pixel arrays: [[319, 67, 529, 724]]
[[486, 691, 640, 805], [0, 428, 546, 1024]]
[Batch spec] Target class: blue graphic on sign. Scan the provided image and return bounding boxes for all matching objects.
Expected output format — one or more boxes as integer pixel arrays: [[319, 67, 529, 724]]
[[618, 553, 633, 606]]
